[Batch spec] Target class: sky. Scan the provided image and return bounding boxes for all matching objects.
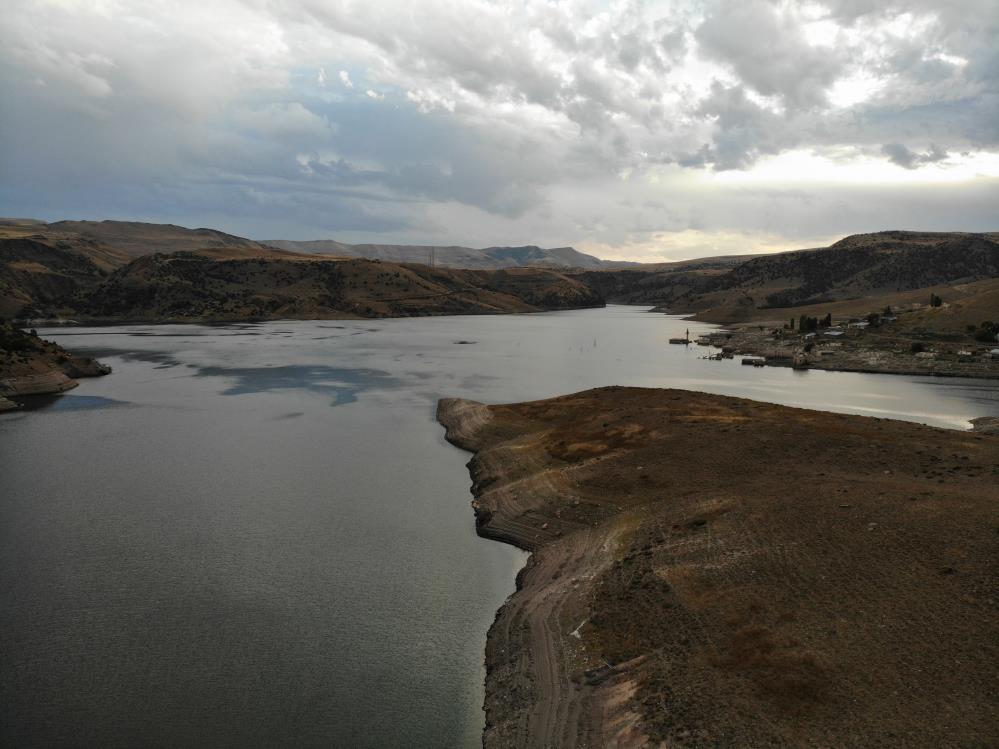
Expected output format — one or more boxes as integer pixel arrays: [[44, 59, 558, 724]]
[[1, 0, 997, 262]]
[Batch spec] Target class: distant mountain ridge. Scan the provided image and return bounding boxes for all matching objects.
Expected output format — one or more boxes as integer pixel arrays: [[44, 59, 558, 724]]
[[265, 238, 630, 270], [0, 219, 603, 320], [2, 219, 996, 330], [43, 220, 280, 258], [572, 229, 998, 306], [714, 231, 999, 308], [0, 218, 627, 270]]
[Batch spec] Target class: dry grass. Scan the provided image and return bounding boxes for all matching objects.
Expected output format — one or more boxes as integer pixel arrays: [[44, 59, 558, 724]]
[[449, 387, 999, 748]]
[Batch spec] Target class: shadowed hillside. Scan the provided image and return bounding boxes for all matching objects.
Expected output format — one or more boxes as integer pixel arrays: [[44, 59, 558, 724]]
[[59, 253, 604, 321], [715, 231, 999, 309], [0, 222, 132, 316], [4, 222, 997, 328], [0, 219, 603, 320], [574, 231, 999, 331]]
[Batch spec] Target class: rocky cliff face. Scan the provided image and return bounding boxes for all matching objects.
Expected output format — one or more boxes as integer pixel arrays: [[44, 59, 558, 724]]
[[0, 324, 110, 409]]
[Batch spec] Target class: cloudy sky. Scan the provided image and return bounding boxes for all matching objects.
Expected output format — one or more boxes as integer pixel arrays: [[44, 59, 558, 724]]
[[1, 0, 997, 261]]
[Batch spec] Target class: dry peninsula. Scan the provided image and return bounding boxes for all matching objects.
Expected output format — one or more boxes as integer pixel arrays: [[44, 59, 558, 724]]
[[439, 387, 999, 748]]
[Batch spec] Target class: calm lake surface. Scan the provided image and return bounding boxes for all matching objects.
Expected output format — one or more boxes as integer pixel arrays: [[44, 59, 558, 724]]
[[3, 306, 998, 748]]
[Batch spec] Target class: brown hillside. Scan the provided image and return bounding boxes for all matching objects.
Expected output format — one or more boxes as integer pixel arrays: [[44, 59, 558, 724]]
[[439, 387, 999, 748], [580, 231, 998, 323], [70, 253, 603, 320], [0, 226, 132, 317], [45, 219, 277, 258]]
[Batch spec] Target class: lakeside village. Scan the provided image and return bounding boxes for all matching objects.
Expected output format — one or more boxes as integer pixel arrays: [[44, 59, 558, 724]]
[[677, 296, 999, 379]]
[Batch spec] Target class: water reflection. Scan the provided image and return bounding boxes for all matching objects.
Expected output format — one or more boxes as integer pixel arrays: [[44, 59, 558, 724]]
[[11, 393, 129, 412], [1, 306, 997, 749], [192, 364, 395, 402]]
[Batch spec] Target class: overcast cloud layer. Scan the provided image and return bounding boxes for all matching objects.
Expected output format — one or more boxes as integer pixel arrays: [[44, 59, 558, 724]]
[[1, 0, 997, 260]]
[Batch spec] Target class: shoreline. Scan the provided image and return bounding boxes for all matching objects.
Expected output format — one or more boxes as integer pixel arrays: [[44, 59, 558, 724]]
[[14, 303, 608, 328], [0, 368, 110, 412], [0, 326, 111, 413], [438, 388, 999, 747], [698, 327, 999, 381], [437, 397, 621, 747]]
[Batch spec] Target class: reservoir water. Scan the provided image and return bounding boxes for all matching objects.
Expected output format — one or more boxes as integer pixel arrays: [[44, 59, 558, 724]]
[[3, 306, 998, 748]]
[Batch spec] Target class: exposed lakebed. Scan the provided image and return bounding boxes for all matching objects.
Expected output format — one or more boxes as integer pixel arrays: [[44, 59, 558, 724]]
[[2, 306, 998, 748]]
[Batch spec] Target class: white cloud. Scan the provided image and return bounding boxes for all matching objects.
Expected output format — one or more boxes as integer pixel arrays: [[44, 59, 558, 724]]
[[0, 0, 996, 257], [406, 88, 456, 113], [232, 102, 334, 139], [696, 0, 847, 110]]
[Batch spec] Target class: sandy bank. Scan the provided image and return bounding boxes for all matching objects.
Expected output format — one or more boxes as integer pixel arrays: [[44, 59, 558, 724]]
[[438, 388, 998, 748]]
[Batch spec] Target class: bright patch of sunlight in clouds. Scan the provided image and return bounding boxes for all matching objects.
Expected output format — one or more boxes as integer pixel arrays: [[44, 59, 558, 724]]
[[712, 150, 999, 186]]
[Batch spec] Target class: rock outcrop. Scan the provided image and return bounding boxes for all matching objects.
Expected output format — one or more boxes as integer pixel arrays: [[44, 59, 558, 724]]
[[0, 324, 110, 408]]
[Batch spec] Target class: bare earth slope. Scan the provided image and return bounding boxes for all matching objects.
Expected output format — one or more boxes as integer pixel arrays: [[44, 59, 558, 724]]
[[438, 388, 998, 748]]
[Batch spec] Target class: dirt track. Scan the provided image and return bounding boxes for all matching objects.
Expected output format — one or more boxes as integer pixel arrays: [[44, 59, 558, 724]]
[[438, 388, 999, 748]]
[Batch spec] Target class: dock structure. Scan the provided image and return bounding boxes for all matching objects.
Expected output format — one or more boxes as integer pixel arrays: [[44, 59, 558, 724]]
[[669, 328, 691, 345]]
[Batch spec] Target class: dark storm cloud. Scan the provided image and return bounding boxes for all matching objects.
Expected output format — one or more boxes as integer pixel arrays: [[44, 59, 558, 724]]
[[881, 142, 948, 169]]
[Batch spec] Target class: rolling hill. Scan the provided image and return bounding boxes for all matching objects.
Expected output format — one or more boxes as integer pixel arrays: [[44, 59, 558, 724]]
[[0, 221, 133, 317], [3, 220, 997, 329], [575, 231, 999, 329], [45, 219, 277, 258], [0, 218, 603, 321], [266, 239, 624, 270], [70, 252, 603, 321]]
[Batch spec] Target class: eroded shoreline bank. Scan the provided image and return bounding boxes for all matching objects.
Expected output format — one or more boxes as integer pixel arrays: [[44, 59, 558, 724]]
[[0, 325, 111, 412], [439, 388, 999, 748]]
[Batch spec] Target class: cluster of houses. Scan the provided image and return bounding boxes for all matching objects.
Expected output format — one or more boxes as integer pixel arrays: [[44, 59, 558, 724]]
[[796, 313, 999, 362]]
